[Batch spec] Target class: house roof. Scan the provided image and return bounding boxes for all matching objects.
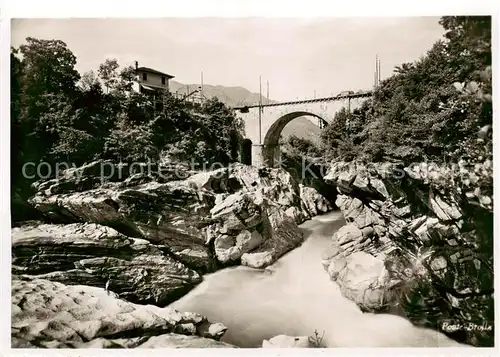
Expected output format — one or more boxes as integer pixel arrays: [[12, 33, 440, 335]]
[[140, 83, 167, 91], [136, 66, 175, 79]]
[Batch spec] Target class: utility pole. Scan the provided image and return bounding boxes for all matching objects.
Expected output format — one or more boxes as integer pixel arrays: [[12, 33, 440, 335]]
[[266, 80, 269, 105], [378, 57, 381, 84], [374, 54, 381, 87], [259, 76, 262, 144]]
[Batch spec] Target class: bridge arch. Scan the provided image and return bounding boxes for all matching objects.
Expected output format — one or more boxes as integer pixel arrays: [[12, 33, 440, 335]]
[[262, 111, 327, 167], [234, 93, 372, 167]]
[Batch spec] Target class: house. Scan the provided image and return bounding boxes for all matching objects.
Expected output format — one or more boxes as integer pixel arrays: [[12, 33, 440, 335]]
[[133, 61, 175, 94]]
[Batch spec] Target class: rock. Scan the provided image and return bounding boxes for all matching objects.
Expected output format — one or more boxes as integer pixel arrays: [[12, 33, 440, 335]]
[[335, 224, 363, 246], [479, 195, 492, 207], [429, 192, 462, 221], [373, 224, 387, 237], [284, 206, 308, 224], [326, 256, 347, 280], [370, 178, 389, 199], [11, 223, 202, 306], [337, 197, 364, 222], [262, 335, 312, 348], [241, 251, 274, 269], [299, 184, 332, 217], [337, 168, 357, 193], [407, 216, 429, 232], [430, 256, 447, 272], [321, 243, 343, 264], [197, 322, 228, 340], [211, 193, 304, 268], [11, 278, 230, 348], [236, 230, 263, 252], [256, 206, 304, 262], [336, 252, 389, 310], [361, 226, 375, 238], [137, 334, 236, 348], [29, 162, 312, 273], [393, 205, 412, 218], [214, 230, 263, 263], [29, 181, 217, 273], [412, 217, 439, 243]]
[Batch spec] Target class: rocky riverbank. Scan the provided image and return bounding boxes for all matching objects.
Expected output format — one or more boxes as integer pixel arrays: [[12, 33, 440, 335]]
[[11, 161, 332, 348], [12, 277, 233, 348], [14, 158, 492, 348], [321, 161, 493, 347]]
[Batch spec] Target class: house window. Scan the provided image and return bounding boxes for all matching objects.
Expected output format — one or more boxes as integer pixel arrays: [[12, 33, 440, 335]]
[[161, 76, 166, 85], [142, 73, 147, 81]]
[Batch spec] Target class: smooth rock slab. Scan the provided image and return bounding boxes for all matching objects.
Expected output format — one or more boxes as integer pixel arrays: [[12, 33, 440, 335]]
[[29, 181, 218, 273], [12, 223, 202, 306], [138, 334, 236, 348], [11, 278, 228, 348]]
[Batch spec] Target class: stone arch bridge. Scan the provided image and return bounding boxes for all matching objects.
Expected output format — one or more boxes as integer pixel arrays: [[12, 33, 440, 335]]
[[234, 91, 372, 167]]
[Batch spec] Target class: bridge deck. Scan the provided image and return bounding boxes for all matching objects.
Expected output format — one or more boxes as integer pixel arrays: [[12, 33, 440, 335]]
[[233, 91, 372, 110]]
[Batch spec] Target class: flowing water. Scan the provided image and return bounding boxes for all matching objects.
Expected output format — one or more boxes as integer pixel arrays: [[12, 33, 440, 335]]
[[169, 211, 466, 348]]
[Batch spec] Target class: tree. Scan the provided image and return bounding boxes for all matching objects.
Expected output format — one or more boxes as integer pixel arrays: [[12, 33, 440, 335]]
[[19, 37, 80, 98], [79, 70, 100, 92], [17, 38, 81, 166], [284, 135, 321, 158], [320, 16, 492, 164], [98, 58, 120, 94], [11, 48, 23, 189], [104, 114, 158, 162]]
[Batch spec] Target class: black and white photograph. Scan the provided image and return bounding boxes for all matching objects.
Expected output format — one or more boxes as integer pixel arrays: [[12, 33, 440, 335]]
[[2, 0, 496, 352]]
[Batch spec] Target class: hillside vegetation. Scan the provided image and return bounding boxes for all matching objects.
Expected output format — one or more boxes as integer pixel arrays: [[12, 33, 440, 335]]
[[319, 16, 491, 164], [11, 40, 244, 202]]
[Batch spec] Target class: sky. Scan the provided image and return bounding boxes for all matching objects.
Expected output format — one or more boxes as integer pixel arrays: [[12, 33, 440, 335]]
[[11, 17, 445, 101]]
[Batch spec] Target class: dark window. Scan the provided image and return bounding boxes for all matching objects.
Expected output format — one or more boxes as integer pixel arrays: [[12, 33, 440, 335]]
[[161, 76, 166, 85], [142, 73, 147, 81]]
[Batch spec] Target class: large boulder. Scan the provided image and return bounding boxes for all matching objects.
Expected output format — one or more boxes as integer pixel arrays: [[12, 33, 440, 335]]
[[299, 184, 332, 217], [12, 223, 202, 306], [333, 251, 390, 311], [206, 191, 304, 268], [11, 277, 232, 348], [29, 179, 218, 273]]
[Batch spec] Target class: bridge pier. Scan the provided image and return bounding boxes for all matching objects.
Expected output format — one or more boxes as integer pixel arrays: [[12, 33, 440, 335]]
[[251, 143, 280, 168], [251, 144, 265, 167]]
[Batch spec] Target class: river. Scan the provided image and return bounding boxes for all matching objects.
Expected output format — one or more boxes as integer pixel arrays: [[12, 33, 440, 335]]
[[169, 211, 466, 348]]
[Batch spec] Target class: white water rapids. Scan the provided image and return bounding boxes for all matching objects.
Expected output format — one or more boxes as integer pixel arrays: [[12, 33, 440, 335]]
[[169, 211, 466, 348]]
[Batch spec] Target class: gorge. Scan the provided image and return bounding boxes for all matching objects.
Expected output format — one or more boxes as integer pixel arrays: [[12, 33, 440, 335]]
[[11, 158, 493, 348], [9, 16, 493, 350]]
